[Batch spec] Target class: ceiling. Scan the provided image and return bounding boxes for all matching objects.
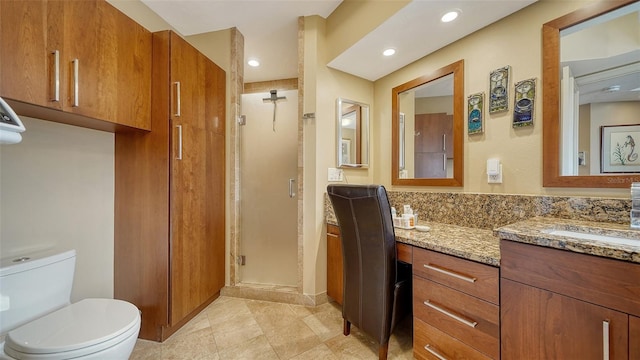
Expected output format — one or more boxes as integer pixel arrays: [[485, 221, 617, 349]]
[[141, 0, 537, 83]]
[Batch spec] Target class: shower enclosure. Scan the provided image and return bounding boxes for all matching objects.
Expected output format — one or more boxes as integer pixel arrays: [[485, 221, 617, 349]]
[[239, 89, 298, 288]]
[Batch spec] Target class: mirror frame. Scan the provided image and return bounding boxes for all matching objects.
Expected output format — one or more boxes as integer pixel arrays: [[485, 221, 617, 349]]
[[391, 59, 464, 186], [336, 98, 369, 169], [542, 0, 640, 188]]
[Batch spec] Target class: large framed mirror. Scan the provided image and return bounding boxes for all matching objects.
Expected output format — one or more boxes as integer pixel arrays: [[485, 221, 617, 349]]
[[543, 0, 640, 188], [392, 59, 464, 186], [336, 98, 369, 168]]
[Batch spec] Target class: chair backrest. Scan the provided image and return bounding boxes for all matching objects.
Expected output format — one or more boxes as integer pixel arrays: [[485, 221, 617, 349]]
[[327, 184, 397, 344]]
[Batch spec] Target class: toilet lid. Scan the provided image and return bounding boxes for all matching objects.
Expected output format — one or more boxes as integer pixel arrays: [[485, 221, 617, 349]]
[[5, 298, 140, 358]]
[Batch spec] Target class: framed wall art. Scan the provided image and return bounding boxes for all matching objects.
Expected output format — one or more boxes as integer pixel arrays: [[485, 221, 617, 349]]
[[467, 92, 484, 135], [601, 124, 640, 173], [513, 78, 536, 127], [489, 66, 510, 113]]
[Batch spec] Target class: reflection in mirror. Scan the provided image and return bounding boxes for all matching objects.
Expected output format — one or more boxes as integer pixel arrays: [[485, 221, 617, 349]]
[[392, 60, 464, 186], [543, 0, 640, 187], [336, 98, 369, 168]]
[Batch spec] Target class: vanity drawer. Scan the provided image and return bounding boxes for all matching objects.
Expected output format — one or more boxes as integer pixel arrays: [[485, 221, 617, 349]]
[[501, 240, 640, 317], [414, 318, 493, 360], [413, 276, 499, 359], [413, 247, 499, 304]]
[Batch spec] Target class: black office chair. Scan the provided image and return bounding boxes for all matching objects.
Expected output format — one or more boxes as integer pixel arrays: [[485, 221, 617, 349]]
[[327, 184, 412, 360]]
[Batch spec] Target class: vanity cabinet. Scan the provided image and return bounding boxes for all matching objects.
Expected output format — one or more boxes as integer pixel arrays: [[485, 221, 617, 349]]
[[326, 224, 343, 305], [412, 247, 500, 360], [114, 31, 225, 341], [500, 240, 640, 359], [0, 0, 151, 130]]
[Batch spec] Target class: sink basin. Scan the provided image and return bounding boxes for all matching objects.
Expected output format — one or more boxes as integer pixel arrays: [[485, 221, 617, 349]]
[[543, 229, 639, 247]]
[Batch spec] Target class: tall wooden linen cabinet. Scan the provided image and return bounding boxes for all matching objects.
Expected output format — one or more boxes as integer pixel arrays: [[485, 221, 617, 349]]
[[114, 31, 225, 341]]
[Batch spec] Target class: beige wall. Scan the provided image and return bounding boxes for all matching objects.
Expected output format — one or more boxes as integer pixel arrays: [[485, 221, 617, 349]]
[[372, 0, 629, 198], [0, 117, 115, 302], [302, 15, 375, 297]]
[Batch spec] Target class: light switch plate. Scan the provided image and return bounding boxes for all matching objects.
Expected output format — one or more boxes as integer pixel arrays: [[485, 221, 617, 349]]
[[328, 168, 344, 181]]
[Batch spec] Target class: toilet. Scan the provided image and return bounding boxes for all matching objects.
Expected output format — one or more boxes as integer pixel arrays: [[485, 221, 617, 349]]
[[0, 249, 140, 359]]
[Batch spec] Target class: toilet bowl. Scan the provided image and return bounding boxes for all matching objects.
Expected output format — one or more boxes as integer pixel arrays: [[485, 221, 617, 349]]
[[0, 250, 141, 359]]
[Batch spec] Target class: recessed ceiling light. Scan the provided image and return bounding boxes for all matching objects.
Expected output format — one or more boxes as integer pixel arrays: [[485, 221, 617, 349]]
[[441, 9, 461, 23], [248, 59, 260, 67], [383, 48, 396, 56]]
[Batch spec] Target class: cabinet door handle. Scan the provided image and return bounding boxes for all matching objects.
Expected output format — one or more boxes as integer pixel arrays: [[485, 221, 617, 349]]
[[327, 233, 339, 238], [443, 153, 447, 171], [51, 50, 60, 102], [603, 320, 610, 360], [424, 344, 448, 360], [289, 178, 296, 198], [423, 300, 478, 328], [175, 125, 183, 160], [423, 263, 477, 283], [173, 81, 181, 116], [442, 134, 446, 151], [72, 58, 79, 107]]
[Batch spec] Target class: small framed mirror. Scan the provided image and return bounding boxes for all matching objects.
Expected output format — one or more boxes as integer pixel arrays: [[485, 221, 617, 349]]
[[392, 59, 464, 186], [336, 98, 370, 168]]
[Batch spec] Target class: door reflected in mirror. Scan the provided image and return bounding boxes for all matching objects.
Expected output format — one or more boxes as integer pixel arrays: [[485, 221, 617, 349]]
[[392, 60, 464, 186], [336, 98, 369, 168], [542, 0, 640, 187]]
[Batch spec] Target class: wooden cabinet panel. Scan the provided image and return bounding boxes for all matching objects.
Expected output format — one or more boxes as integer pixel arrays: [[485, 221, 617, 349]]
[[0, 1, 61, 109], [414, 276, 499, 359], [414, 318, 492, 360], [631, 316, 640, 359], [501, 240, 640, 317], [0, 0, 150, 130], [501, 278, 628, 360], [413, 247, 499, 304], [396, 243, 412, 264], [115, 30, 224, 341], [326, 224, 343, 305]]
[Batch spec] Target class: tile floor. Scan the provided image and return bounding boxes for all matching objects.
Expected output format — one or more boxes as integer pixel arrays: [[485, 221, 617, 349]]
[[130, 296, 414, 359]]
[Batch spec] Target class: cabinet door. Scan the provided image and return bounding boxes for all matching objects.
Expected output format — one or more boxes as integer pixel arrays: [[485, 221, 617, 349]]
[[169, 32, 225, 325], [327, 224, 343, 304], [631, 316, 640, 359], [113, 5, 151, 130], [501, 279, 628, 360], [0, 0, 62, 109], [62, 0, 118, 121]]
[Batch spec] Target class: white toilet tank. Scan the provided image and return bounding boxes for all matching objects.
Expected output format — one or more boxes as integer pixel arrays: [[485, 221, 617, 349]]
[[0, 249, 75, 335]]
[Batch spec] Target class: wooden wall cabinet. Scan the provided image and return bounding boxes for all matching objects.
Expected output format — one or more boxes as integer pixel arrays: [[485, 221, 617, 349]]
[[414, 113, 453, 178], [501, 240, 640, 359], [0, 0, 151, 131], [412, 248, 500, 360], [114, 31, 225, 341]]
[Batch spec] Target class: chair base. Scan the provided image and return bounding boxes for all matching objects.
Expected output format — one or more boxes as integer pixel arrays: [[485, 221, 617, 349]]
[[343, 319, 390, 360]]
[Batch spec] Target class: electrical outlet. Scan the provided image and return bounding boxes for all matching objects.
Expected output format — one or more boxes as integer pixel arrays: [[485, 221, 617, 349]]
[[328, 168, 344, 182], [487, 164, 503, 184]]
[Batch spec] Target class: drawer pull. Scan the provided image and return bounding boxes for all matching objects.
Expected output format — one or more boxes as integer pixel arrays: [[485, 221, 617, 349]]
[[425, 344, 448, 360], [603, 319, 610, 360], [424, 263, 477, 283], [327, 233, 339, 238], [423, 300, 478, 328]]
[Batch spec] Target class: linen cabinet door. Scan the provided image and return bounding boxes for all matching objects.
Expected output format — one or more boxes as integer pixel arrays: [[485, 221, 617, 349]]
[[0, 0, 63, 109], [501, 279, 628, 360]]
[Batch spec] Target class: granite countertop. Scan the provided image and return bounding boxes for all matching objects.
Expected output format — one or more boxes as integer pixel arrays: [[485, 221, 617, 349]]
[[495, 217, 640, 264], [394, 222, 500, 267]]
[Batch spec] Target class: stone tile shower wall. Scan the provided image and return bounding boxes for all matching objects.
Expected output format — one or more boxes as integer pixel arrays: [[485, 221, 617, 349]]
[[325, 191, 631, 230]]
